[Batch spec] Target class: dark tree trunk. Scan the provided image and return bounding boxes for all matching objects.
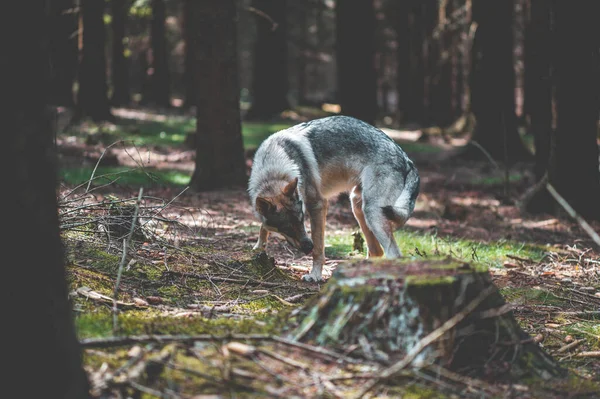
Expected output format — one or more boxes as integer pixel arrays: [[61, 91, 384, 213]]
[[182, 0, 196, 108], [526, 0, 552, 181], [296, 0, 309, 106], [77, 0, 113, 122], [3, 3, 90, 398], [110, 0, 131, 106], [335, 0, 377, 124], [289, 260, 564, 382], [466, 0, 531, 161], [405, 1, 426, 124], [547, 1, 600, 220], [189, 0, 247, 190], [245, 0, 289, 120], [431, 0, 454, 126], [148, 0, 171, 107], [395, 1, 410, 125], [49, 0, 78, 107]]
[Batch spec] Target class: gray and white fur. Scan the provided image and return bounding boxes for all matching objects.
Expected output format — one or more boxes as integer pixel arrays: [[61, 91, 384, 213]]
[[248, 115, 420, 282]]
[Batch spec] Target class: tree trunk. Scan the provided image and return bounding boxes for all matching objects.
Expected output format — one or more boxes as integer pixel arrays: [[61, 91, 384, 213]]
[[431, 0, 454, 127], [465, 0, 531, 162], [288, 260, 564, 381], [189, 0, 247, 191], [3, 3, 90, 398], [395, 1, 410, 125], [77, 0, 114, 122], [182, 0, 196, 109], [335, 0, 377, 125], [148, 0, 170, 108], [525, 0, 552, 182], [547, 1, 600, 220], [245, 0, 290, 121], [110, 0, 131, 106], [49, 0, 78, 107], [405, 1, 426, 124]]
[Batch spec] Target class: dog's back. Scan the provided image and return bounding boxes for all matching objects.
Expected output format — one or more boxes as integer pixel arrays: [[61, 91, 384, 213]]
[[250, 115, 419, 206]]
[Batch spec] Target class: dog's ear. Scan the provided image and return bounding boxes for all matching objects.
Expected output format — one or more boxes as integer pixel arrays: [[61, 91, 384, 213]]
[[255, 197, 273, 215], [282, 177, 298, 197]]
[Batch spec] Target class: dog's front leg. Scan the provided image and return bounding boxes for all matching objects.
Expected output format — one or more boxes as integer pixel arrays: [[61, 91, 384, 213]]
[[302, 200, 328, 282], [253, 224, 270, 250]]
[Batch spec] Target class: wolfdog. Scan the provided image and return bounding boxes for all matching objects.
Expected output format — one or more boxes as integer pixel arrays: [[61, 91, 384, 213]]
[[248, 115, 420, 282]]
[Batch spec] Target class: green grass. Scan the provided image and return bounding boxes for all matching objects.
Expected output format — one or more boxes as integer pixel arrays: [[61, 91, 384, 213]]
[[324, 229, 546, 269], [60, 166, 191, 187], [241, 121, 293, 149]]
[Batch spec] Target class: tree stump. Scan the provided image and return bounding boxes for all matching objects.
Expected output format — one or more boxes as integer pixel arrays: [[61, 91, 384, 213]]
[[287, 259, 564, 381]]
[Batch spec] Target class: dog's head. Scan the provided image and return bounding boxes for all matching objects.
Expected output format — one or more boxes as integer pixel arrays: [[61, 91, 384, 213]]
[[255, 177, 313, 254]]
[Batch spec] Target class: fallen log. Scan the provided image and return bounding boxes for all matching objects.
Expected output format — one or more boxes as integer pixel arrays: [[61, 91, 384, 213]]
[[287, 258, 564, 382]]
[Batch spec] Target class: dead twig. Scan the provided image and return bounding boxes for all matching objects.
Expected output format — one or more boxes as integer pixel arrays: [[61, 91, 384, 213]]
[[556, 339, 584, 353], [80, 333, 272, 349], [546, 183, 600, 250], [113, 187, 143, 334]]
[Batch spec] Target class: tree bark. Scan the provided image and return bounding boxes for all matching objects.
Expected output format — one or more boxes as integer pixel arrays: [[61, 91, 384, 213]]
[[547, 1, 600, 220], [405, 1, 426, 124], [525, 0, 552, 182], [335, 0, 377, 124], [465, 0, 531, 162], [189, 0, 247, 190], [394, 0, 411, 125], [245, 0, 290, 120], [288, 260, 564, 381], [77, 0, 114, 122], [110, 0, 131, 106], [3, 3, 90, 397], [49, 0, 78, 107], [148, 0, 171, 107], [182, 0, 196, 109]]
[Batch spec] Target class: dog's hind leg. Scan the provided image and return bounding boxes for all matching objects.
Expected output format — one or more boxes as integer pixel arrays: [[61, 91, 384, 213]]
[[363, 203, 402, 258], [350, 185, 384, 258], [253, 224, 270, 250]]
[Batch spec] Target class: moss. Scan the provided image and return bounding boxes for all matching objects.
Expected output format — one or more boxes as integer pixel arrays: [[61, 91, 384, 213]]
[[76, 309, 284, 339], [234, 296, 288, 313], [499, 287, 567, 307]]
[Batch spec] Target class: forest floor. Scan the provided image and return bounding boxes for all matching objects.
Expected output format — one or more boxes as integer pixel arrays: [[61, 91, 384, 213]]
[[57, 106, 600, 398]]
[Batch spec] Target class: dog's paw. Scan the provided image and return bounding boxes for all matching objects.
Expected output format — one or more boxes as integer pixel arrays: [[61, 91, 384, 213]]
[[301, 273, 324, 283]]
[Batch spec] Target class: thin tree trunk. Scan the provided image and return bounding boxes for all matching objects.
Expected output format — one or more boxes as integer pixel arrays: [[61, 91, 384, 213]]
[[526, 0, 552, 181], [182, 0, 196, 108], [77, 0, 113, 122], [395, 0, 410, 125], [149, 0, 170, 107], [49, 0, 78, 107], [110, 0, 130, 106], [245, 0, 290, 120], [189, 0, 247, 190], [466, 0, 531, 162], [4, 3, 90, 398], [405, 1, 426, 124]]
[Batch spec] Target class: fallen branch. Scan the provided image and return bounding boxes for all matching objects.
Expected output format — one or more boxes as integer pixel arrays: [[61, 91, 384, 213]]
[[556, 339, 584, 354], [546, 183, 600, 250]]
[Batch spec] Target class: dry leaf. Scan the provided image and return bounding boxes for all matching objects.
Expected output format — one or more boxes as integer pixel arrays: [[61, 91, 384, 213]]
[[223, 342, 256, 357]]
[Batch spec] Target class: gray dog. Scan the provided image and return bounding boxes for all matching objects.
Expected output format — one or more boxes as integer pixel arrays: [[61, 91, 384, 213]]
[[248, 115, 420, 282]]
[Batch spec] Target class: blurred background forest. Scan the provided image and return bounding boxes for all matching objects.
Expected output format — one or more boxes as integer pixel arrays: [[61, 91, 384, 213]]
[[8, 1, 600, 397], [49, 0, 600, 220]]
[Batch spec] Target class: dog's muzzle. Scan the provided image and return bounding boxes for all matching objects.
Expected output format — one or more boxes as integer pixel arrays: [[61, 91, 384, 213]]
[[300, 238, 314, 254]]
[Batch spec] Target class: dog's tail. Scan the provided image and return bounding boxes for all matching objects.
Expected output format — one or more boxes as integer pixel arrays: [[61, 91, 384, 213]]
[[382, 167, 420, 225]]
